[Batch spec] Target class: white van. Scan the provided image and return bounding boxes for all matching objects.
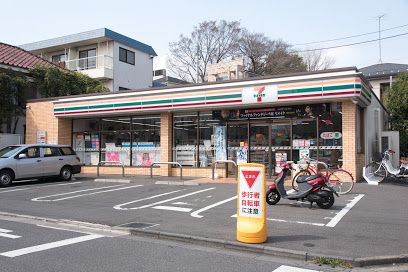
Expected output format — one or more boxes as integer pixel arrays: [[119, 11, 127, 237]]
[[0, 144, 82, 187]]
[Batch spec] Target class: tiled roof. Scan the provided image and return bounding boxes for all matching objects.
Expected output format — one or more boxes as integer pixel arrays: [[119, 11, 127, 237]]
[[0, 42, 55, 70], [359, 63, 408, 78]]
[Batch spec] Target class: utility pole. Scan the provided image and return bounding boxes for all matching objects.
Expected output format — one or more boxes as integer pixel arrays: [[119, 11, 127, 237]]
[[376, 14, 386, 63]]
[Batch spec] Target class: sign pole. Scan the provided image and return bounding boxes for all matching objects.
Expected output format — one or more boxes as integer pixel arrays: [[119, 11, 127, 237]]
[[236, 163, 267, 243]]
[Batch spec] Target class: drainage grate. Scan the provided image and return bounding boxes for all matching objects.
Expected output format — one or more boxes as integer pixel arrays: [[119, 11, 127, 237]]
[[116, 222, 157, 229]]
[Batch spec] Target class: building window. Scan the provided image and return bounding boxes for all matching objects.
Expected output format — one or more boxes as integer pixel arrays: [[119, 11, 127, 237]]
[[153, 69, 166, 77], [72, 118, 100, 165], [380, 82, 390, 103], [357, 106, 365, 154], [78, 48, 96, 70], [174, 112, 198, 167], [132, 116, 161, 166], [51, 54, 67, 63], [73, 115, 160, 167], [318, 103, 343, 167], [119, 47, 135, 65]]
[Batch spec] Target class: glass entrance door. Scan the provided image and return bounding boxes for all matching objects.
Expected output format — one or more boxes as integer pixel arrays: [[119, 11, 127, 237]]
[[271, 124, 291, 175], [249, 124, 271, 176]]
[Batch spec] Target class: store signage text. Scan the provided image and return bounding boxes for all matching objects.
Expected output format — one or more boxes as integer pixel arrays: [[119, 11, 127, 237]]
[[242, 85, 278, 104], [320, 132, 342, 139]]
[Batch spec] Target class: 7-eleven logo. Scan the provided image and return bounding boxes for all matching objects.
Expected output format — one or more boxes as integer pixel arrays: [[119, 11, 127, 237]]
[[254, 86, 266, 102], [242, 170, 260, 188]]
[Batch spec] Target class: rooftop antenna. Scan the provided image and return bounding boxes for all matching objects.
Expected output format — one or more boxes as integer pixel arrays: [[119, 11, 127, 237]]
[[376, 14, 386, 63]]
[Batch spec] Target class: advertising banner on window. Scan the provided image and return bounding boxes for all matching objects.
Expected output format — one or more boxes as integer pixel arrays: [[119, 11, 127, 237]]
[[214, 126, 227, 161]]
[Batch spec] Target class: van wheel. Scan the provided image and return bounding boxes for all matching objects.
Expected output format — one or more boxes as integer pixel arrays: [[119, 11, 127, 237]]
[[60, 166, 73, 181], [0, 170, 14, 187]]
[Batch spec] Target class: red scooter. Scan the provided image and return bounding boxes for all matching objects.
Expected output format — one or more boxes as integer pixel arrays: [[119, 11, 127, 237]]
[[266, 162, 338, 209]]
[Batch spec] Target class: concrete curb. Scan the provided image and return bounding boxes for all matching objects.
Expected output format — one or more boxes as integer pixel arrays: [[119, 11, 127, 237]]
[[0, 211, 405, 268]]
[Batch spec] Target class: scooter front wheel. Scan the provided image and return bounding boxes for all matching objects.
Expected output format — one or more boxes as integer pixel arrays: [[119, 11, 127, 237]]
[[266, 189, 281, 205]]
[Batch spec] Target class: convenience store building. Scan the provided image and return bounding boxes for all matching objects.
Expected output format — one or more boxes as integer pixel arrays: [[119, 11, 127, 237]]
[[26, 67, 390, 180]]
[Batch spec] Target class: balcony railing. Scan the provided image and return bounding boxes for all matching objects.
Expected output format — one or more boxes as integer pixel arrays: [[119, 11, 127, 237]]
[[64, 55, 113, 71]]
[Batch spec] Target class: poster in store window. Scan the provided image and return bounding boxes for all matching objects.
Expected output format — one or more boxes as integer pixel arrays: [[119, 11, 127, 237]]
[[299, 149, 310, 161], [214, 126, 227, 161], [236, 148, 248, 164], [275, 152, 287, 174]]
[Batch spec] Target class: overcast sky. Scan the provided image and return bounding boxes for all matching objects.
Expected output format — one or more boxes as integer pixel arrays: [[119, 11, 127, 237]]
[[1, 0, 408, 69]]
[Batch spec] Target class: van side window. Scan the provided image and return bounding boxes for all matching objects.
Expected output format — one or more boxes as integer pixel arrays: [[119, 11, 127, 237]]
[[60, 147, 75, 156], [43, 147, 61, 157], [20, 147, 40, 158]]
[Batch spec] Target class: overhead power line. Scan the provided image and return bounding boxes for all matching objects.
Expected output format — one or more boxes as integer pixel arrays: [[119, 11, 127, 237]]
[[294, 31, 408, 53], [293, 23, 408, 46]]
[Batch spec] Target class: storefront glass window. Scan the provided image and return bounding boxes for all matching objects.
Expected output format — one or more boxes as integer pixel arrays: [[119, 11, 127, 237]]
[[173, 112, 198, 167], [100, 117, 131, 166], [132, 115, 160, 166], [318, 103, 343, 168], [227, 122, 248, 167], [72, 119, 100, 165], [198, 111, 225, 167], [292, 119, 317, 161]]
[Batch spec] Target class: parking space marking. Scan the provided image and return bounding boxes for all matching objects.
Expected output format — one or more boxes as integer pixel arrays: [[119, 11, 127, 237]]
[[267, 218, 326, 227], [191, 196, 237, 218], [152, 206, 192, 212], [0, 234, 104, 258], [114, 190, 185, 210], [32, 184, 142, 202], [0, 228, 21, 239], [273, 265, 318, 272], [326, 194, 364, 227], [0, 182, 82, 194], [114, 187, 215, 210]]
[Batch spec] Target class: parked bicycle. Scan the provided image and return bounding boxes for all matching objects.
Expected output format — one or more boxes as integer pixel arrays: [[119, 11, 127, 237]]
[[368, 150, 408, 182], [291, 158, 354, 195]]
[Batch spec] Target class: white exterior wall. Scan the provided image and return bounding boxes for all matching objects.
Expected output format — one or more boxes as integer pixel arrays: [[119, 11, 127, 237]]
[[365, 96, 388, 163], [112, 41, 153, 92]]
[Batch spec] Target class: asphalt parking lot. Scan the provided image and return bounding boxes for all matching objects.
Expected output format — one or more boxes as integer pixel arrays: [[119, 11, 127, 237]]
[[0, 177, 407, 261]]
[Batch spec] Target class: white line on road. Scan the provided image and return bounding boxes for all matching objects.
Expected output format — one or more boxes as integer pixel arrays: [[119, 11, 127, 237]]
[[326, 194, 364, 227], [0, 182, 82, 194], [273, 265, 318, 272], [0, 228, 13, 233], [152, 206, 192, 212], [267, 218, 325, 227], [31, 184, 138, 202], [0, 228, 21, 239], [0, 234, 104, 258], [115, 188, 216, 210], [191, 196, 237, 218], [0, 233, 21, 239], [113, 190, 184, 210]]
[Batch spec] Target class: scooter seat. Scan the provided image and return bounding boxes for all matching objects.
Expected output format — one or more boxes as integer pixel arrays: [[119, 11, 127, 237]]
[[296, 174, 322, 183]]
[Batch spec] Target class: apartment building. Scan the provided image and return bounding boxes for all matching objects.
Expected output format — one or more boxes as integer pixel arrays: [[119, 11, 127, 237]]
[[20, 28, 157, 92]]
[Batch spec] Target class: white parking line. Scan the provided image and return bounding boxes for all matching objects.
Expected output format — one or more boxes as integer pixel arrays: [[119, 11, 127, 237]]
[[113, 190, 184, 210], [267, 218, 325, 227], [115, 188, 215, 210], [0, 234, 104, 258], [31, 184, 143, 201], [0, 182, 82, 194], [191, 196, 237, 218], [273, 265, 318, 272], [326, 194, 364, 227], [0, 228, 21, 239], [152, 206, 192, 212], [32, 185, 143, 202]]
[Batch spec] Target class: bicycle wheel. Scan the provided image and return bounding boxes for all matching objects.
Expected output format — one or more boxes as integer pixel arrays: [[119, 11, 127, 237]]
[[328, 169, 354, 195], [371, 162, 387, 183], [292, 170, 311, 191]]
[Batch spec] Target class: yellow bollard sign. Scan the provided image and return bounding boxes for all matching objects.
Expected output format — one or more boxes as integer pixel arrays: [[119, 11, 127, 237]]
[[236, 163, 267, 243]]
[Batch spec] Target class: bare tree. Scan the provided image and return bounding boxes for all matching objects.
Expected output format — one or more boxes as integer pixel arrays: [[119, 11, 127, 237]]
[[301, 49, 335, 71], [168, 20, 241, 83], [238, 31, 306, 76]]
